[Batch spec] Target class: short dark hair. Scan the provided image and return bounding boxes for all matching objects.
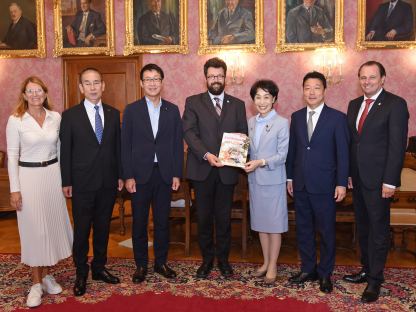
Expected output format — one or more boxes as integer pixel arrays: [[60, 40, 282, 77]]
[[303, 71, 327, 89], [250, 80, 279, 102], [358, 61, 386, 78], [140, 63, 164, 80], [79, 67, 102, 82], [204, 57, 227, 77]]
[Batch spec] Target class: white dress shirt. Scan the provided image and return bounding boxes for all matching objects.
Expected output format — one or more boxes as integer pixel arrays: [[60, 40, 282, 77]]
[[306, 102, 325, 132], [84, 99, 105, 132]]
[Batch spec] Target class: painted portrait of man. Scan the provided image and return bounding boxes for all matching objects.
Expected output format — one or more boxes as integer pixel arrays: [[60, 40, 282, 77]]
[[285, 0, 335, 44], [134, 0, 180, 45], [365, 0, 415, 41], [62, 0, 107, 48], [208, 0, 255, 45], [0, 1, 37, 50]]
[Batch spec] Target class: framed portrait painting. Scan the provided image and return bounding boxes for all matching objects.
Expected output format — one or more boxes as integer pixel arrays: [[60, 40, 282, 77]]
[[0, 0, 45, 58], [276, 0, 345, 52], [357, 0, 416, 50], [198, 0, 265, 54], [124, 0, 188, 54], [53, 0, 115, 56]]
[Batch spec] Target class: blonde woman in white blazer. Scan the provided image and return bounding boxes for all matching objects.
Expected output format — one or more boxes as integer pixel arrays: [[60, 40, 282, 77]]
[[244, 80, 289, 284]]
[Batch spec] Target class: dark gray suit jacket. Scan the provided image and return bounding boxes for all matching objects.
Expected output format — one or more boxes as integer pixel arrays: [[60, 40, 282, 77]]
[[182, 92, 248, 185]]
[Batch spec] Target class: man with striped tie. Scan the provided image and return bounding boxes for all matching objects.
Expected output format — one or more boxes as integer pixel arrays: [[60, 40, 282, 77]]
[[60, 67, 123, 296], [183, 57, 248, 278]]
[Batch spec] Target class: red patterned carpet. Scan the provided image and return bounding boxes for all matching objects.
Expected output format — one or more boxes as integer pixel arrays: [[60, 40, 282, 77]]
[[0, 254, 415, 311]]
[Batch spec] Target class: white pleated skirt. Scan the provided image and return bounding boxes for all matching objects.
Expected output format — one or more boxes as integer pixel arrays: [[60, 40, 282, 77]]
[[17, 162, 73, 267]]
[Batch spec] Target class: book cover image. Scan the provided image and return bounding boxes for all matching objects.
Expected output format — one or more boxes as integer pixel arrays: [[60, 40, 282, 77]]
[[218, 132, 249, 168]]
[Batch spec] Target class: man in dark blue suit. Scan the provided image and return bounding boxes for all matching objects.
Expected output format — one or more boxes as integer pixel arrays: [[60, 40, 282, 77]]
[[121, 63, 183, 283], [286, 71, 349, 293], [366, 0, 414, 41], [66, 0, 106, 47]]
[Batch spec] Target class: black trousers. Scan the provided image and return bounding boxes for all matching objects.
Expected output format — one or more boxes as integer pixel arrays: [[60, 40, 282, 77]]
[[71, 187, 116, 277], [131, 165, 172, 268], [353, 179, 391, 285], [193, 168, 235, 263]]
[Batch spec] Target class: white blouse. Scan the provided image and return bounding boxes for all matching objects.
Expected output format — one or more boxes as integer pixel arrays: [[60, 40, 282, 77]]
[[6, 109, 61, 192]]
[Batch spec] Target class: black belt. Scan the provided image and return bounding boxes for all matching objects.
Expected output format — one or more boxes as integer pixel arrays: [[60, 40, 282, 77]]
[[18, 158, 58, 167]]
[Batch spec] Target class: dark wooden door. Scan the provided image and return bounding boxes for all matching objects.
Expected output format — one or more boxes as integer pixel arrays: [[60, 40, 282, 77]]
[[63, 56, 142, 120]]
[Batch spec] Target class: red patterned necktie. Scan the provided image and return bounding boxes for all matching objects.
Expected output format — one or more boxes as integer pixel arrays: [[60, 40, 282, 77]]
[[357, 99, 374, 134]]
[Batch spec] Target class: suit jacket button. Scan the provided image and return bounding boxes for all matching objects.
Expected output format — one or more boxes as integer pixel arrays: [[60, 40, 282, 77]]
[[307, 147, 311, 150]]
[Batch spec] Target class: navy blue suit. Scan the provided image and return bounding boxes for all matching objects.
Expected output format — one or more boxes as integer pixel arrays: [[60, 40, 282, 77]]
[[286, 104, 349, 277], [121, 97, 183, 267]]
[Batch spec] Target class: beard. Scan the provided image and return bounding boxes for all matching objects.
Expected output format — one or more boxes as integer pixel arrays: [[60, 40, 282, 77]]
[[207, 81, 225, 95]]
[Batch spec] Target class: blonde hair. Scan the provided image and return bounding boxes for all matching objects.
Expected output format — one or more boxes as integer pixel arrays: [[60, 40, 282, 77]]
[[13, 76, 52, 117]]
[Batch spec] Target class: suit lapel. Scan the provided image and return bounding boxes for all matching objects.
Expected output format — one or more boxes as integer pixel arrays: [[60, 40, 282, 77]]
[[79, 100, 100, 145], [203, 92, 220, 120], [248, 118, 257, 152], [361, 90, 385, 134], [220, 94, 232, 123], [138, 98, 155, 140], [100, 104, 112, 143], [258, 114, 276, 149], [310, 104, 328, 142], [299, 107, 309, 144], [348, 97, 362, 137], [156, 100, 167, 140]]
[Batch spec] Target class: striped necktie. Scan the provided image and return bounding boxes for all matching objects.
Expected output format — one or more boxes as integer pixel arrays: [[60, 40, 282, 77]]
[[214, 97, 222, 116], [94, 105, 103, 143]]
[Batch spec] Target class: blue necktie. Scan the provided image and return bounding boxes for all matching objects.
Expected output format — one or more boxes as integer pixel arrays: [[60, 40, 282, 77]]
[[94, 105, 103, 143]]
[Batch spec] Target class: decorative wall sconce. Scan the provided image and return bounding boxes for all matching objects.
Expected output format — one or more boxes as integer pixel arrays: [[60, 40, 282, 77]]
[[219, 51, 245, 85], [313, 48, 344, 86]]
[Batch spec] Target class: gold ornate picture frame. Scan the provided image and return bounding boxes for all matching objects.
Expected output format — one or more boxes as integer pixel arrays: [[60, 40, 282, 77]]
[[276, 0, 344, 53], [0, 1, 46, 58], [53, 0, 115, 56], [124, 0, 188, 55], [198, 0, 265, 54], [357, 0, 416, 50]]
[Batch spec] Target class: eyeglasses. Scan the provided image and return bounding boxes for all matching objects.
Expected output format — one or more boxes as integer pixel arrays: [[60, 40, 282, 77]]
[[142, 77, 162, 84], [207, 75, 225, 81], [25, 89, 44, 95]]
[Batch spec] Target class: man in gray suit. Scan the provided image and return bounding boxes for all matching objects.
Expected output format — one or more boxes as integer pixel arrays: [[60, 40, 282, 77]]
[[209, 0, 255, 45], [183, 57, 248, 278], [286, 0, 333, 43]]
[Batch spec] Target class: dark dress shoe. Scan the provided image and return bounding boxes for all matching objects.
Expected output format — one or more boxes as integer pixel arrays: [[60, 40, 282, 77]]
[[361, 283, 381, 303], [343, 269, 367, 284], [73, 276, 87, 296], [92, 269, 120, 284], [132, 266, 147, 284], [196, 262, 213, 278], [288, 271, 318, 284], [154, 263, 177, 279], [319, 277, 333, 293], [217, 261, 233, 278]]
